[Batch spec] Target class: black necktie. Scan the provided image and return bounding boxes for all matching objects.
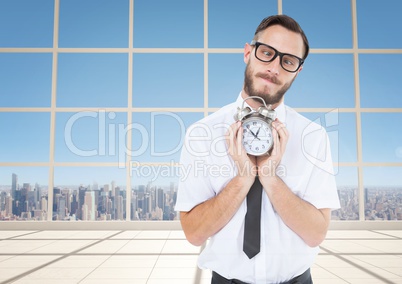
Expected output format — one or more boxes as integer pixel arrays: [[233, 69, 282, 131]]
[[243, 176, 263, 259]]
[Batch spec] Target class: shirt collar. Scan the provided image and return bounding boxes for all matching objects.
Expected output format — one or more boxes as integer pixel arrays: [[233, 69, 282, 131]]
[[235, 92, 286, 123]]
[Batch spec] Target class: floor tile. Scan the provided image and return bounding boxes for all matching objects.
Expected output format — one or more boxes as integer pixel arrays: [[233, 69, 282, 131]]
[[29, 240, 98, 254], [161, 239, 201, 254], [85, 267, 152, 279], [149, 267, 201, 279], [325, 230, 395, 239], [0, 268, 36, 281], [0, 255, 15, 262], [325, 266, 399, 280], [46, 255, 110, 268], [0, 240, 55, 254], [80, 279, 147, 284], [383, 267, 402, 277], [134, 230, 171, 239], [350, 240, 402, 253], [347, 279, 402, 284], [310, 266, 340, 279], [312, 280, 349, 284], [147, 279, 211, 284], [168, 230, 187, 239], [0, 231, 37, 239], [374, 230, 402, 238], [99, 255, 158, 268], [12, 279, 81, 284], [14, 231, 79, 239], [109, 230, 141, 239], [320, 240, 383, 253], [0, 255, 61, 268], [351, 254, 402, 268], [116, 239, 166, 254], [69, 230, 121, 239], [315, 255, 366, 268], [0, 230, 401, 284], [155, 255, 199, 268], [77, 240, 129, 254], [14, 267, 94, 280]]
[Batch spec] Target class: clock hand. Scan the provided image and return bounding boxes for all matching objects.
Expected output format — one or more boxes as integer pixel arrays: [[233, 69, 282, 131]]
[[255, 127, 261, 140], [248, 129, 258, 138], [250, 127, 262, 144]]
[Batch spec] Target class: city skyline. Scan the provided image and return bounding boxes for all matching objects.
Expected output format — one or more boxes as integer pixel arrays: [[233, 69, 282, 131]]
[[2, 172, 401, 222], [2, 163, 402, 188], [1, 172, 178, 222]]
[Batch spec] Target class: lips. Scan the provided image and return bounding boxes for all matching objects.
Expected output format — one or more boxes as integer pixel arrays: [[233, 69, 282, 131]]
[[257, 73, 279, 85]]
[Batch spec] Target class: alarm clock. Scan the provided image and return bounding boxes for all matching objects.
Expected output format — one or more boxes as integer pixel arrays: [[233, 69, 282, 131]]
[[234, 96, 277, 156]]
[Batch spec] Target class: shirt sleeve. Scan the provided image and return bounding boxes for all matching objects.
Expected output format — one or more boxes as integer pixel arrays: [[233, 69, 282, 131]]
[[174, 125, 217, 212]]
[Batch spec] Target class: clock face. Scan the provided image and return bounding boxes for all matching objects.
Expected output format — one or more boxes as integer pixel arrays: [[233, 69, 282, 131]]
[[242, 117, 273, 156]]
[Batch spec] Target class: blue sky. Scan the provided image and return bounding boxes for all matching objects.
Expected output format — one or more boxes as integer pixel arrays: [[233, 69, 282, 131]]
[[1, 0, 402, 187]]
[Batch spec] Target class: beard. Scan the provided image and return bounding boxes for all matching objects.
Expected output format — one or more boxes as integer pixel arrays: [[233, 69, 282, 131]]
[[243, 62, 296, 106]]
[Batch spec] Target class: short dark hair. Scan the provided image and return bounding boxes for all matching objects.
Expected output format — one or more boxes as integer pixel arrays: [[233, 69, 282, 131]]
[[253, 15, 309, 60]]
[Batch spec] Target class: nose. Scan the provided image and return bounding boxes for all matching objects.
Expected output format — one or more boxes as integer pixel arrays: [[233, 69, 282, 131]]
[[267, 55, 281, 75]]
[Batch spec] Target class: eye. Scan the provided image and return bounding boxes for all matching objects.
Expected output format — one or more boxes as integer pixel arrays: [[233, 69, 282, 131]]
[[282, 55, 298, 66], [258, 45, 275, 60], [283, 59, 294, 66], [262, 50, 273, 57]]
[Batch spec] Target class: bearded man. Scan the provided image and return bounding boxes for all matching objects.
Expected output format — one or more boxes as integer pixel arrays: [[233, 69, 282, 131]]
[[175, 14, 340, 284]]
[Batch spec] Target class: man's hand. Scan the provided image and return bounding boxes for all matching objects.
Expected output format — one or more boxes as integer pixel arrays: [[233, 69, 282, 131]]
[[257, 118, 289, 178], [226, 121, 257, 179]]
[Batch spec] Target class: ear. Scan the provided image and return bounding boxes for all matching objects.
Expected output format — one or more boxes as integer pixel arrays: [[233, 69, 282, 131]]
[[294, 65, 303, 78], [298, 65, 303, 73], [244, 43, 252, 64]]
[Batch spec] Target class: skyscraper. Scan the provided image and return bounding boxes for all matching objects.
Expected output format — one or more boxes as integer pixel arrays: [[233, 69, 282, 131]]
[[12, 173, 18, 192], [84, 191, 95, 221], [11, 173, 18, 215]]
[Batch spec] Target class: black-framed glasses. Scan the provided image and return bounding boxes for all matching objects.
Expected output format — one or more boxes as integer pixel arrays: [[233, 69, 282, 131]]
[[250, 40, 304, 73]]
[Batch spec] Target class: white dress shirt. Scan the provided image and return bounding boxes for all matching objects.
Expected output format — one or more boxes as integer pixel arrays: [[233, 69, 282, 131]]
[[175, 93, 341, 283]]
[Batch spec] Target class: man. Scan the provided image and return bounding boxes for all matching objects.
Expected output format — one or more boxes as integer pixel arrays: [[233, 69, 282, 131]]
[[175, 15, 340, 283]]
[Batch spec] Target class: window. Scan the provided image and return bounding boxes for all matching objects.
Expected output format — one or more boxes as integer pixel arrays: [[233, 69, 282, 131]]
[[0, 113, 50, 162], [0, 0, 54, 48], [208, 0, 277, 48], [286, 54, 355, 108], [357, 0, 402, 48], [134, 0, 203, 48], [57, 53, 128, 107], [59, 0, 129, 48], [283, 0, 352, 48], [1, 0, 401, 223], [131, 112, 203, 163], [359, 54, 402, 108], [55, 112, 128, 162], [132, 54, 204, 107], [0, 53, 52, 107], [53, 166, 126, 221], [363, 167, 402, 220], [208, 54, 244, 107], [361, 113, 402, 163]]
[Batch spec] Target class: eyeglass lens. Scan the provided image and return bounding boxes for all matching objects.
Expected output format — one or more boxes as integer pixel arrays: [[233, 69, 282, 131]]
[[255, 44, 301, 72]]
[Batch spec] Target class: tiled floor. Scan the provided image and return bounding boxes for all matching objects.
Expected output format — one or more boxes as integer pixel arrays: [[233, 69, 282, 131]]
[[0, 230, 401, 284]]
